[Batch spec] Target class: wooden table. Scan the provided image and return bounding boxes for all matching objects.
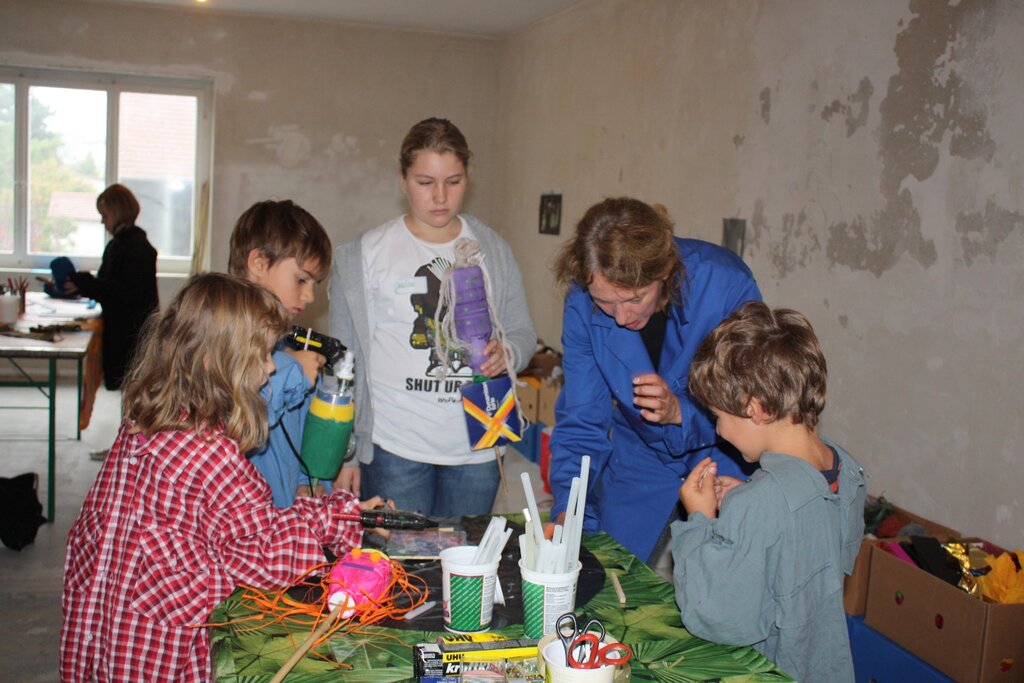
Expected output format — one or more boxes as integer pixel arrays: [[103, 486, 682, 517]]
[[0, 292, 102, 521]]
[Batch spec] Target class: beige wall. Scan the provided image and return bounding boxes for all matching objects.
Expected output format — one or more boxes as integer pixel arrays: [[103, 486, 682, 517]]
[[1, 0, 500, 325], [497, 0, 1024, 550], [4, 0, 1022, 549]]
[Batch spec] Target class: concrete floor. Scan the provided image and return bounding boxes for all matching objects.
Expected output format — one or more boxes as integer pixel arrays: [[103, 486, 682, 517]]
[[0, 378, 557, 681]]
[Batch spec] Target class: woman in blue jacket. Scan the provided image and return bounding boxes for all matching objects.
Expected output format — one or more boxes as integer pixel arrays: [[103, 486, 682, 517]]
[[548, 197, 762, 562]]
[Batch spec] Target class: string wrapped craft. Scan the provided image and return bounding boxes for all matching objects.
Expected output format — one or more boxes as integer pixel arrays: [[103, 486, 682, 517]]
[[204, 550, 428, 676]]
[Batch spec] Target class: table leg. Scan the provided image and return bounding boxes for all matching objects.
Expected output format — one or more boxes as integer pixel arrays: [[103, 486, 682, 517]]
[[47, 358, 56, 523], [76, 357, 83, 440]]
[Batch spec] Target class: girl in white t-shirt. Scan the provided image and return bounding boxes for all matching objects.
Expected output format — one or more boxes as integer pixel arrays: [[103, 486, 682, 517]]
[[329, 118, 536, 517]]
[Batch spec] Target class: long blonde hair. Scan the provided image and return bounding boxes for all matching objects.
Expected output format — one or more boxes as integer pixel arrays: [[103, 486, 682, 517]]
[[122, 273, 289, 452]]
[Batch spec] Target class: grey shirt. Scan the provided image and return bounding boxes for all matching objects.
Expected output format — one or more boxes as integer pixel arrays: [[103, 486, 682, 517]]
[[329, 214, 537, 465], [671, 438, 866, 683]]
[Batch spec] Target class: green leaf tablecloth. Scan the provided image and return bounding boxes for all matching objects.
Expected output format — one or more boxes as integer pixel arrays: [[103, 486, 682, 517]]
[[210, 530, 793, 682]]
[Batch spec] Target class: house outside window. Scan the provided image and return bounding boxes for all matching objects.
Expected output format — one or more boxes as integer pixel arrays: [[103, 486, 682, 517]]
[[0, 66, 213, 274]]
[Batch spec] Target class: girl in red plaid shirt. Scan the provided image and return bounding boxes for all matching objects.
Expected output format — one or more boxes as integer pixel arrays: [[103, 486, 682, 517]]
[[61, 273, 384, 682]]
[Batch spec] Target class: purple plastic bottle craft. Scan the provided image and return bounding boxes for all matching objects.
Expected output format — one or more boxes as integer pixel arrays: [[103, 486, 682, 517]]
[[450, 264, 493, 374]]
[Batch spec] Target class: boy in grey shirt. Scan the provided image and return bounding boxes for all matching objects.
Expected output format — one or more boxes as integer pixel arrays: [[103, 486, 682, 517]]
[[672, 301, 865, 683]]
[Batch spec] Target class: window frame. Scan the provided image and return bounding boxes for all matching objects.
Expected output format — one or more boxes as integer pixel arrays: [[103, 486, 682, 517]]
[[0, 65, 213, 274]]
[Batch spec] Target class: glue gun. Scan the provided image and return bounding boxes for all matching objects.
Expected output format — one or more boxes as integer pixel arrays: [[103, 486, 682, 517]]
[[342, 508, 439, 531], [284, 326, 347, 370]]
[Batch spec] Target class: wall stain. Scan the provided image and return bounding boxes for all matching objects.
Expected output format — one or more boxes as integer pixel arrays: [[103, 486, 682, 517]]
[[820, 77, 874, 137], [955, 199, 1024, 266], [759, 86, 771, 124], [825, 0, 1000, 276], [752, 200, 821, 279]]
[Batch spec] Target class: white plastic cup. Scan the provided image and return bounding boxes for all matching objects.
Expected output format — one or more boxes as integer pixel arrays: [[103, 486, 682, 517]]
[[519, 559, 582, 638], [0, 294, 20, 325], [541, 639, 616, 683], [440, 545, 500, 633]]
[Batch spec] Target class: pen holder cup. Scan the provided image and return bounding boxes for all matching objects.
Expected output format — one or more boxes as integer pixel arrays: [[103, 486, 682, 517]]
[[440, 545, 499, 633], [0, 294, 20, 325], [519, 559, 582, 638]]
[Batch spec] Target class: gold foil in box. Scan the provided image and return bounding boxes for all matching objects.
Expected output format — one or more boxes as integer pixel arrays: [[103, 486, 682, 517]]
[[942, 542, 981, 597]]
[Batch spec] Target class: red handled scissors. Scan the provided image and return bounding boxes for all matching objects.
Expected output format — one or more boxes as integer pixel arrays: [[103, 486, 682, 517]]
[[555, 612, 632, 669], [567, 633, 632, 669]]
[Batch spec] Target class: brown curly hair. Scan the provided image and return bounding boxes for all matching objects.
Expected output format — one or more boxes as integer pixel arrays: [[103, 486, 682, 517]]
[[552, 197, 684, 307], [689, 301, 827, 427]]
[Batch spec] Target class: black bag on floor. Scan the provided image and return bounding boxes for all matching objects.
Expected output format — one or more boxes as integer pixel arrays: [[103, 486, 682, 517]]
[[0, 473, 47, 550]]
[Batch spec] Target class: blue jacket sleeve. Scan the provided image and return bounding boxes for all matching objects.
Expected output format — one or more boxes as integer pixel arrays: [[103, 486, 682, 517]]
[[664, 242, 762, 460], [548, 293, 611, 527]]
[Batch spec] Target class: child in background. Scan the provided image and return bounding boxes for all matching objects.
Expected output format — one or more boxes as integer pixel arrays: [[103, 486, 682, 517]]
[[228, 199, 353, 506], [60, 273, 384, 682], [672, 301, 865, 683]]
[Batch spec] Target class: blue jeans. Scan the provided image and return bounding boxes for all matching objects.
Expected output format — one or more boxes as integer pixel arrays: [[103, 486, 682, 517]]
[[361, 444, 500, 517]]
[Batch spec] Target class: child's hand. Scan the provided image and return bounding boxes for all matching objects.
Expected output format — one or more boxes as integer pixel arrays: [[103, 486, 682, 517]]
[[632, 373, 682, 425], [283, 347, 326, 385], [358, 497, 396, 539], [679, 457, 718, 519], [477, 339, 508, 378], [713, 475, 744, 508], [359, 496, 394, 511], [334, 465, 361, 498]]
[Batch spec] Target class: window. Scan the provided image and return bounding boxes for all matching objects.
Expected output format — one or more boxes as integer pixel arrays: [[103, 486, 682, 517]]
[[0, 67, 212, 273]]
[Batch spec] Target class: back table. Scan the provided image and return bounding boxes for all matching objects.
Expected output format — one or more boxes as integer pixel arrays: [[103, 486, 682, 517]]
[[0, 291, 102, 520]]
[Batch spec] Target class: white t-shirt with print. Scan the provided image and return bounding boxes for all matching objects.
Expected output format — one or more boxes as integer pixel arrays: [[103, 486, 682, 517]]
[[362, 216, 493, 465]]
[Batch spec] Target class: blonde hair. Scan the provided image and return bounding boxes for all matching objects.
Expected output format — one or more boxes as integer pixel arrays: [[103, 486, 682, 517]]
[[399, 117, 472, 177], [97, 183, 141, 234], [122, 273, 289, 452], [689, 301, 827, 427]]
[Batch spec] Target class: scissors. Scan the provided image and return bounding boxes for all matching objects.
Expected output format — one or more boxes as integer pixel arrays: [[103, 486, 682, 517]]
[[555, 613, 632, 669]]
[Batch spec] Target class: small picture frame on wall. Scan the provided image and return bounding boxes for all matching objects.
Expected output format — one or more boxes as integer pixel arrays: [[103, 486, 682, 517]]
[[539, 192, 562, 235]]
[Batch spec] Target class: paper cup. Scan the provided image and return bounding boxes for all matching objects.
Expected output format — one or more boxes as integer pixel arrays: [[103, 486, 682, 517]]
[[440, 545, 500, 633], [520, 559, 582, 638], [540, 639, 616, 683]]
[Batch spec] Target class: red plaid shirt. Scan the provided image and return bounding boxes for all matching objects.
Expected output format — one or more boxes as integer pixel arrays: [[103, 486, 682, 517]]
[[60, 421, 364, 682]]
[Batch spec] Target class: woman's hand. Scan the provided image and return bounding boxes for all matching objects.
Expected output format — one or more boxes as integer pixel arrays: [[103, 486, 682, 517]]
[[632, 373, 682, 424], [283, 347, 326, 385], [477, 339, 508, 378], [679, 457, 718, 518]]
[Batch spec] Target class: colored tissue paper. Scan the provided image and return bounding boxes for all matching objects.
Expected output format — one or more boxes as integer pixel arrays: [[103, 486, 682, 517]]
[[978, 550, 1024, 605]]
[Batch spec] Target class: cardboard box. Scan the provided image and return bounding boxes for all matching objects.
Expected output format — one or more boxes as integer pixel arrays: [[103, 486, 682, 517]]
[[520, 351, 561, 380], [536, 376, 561, 427], [516, 378, 541, 424], [865, 539, 1024, 682], [518, 351, 562, 427], [844, 498, 960, 616]]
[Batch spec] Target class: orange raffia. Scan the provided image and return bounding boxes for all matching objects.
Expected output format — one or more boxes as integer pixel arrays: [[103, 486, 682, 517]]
[[205, 556, 429, 664]]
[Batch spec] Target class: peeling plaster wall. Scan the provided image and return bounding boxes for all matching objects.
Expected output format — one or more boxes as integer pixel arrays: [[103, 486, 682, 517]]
[[497, 0, 1024, 549], [0, 0, 499, 326]]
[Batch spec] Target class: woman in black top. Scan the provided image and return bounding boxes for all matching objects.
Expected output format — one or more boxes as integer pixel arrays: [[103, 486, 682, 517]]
[[69, 184, 159, 390]]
